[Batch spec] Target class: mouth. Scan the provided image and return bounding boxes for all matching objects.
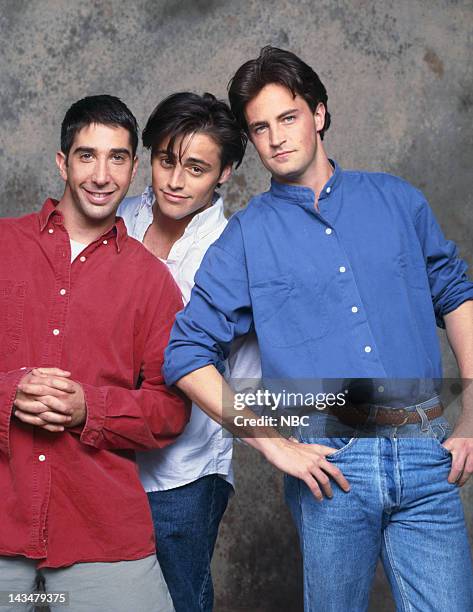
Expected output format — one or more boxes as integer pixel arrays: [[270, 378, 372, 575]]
[[161, 190, 191, 203], [272, 150, 295, 160], [83, 188, 116, 205]]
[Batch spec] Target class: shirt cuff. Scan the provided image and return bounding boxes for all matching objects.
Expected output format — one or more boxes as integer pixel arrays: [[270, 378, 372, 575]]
[[0, 368, 32, 456], [79, 383, 107, 447]]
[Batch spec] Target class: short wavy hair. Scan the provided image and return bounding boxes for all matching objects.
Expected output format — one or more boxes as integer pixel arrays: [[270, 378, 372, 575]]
[[228, 46, 331, 139]]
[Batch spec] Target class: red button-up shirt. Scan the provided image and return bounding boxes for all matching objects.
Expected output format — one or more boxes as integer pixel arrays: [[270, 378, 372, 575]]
[[0, 199, 190, 568]]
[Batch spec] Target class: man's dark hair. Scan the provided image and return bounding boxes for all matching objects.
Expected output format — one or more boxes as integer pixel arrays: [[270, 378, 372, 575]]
[[142, 92, 247, 170], [228, 46, 331, 139], [61, 94, 139, 158]]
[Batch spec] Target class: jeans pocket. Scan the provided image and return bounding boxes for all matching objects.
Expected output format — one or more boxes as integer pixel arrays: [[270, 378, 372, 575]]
[[326, 437, 359, 460], [301, 435, 359, 460], [430, 420, 452, 457]]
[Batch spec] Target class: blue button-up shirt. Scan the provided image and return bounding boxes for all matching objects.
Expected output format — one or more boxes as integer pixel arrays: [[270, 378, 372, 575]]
[[164, 161, 473, 386]]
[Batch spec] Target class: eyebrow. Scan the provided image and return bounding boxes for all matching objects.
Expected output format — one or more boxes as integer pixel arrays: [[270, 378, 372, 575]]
[[156, 149, 212, 168], [72, 146, 131, 156], [248, 108, 299, 130]]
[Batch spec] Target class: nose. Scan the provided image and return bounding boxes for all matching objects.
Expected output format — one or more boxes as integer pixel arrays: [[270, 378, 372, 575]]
[[269, 125, 286, 149], [168, 165, 185, 191], [92, 158, 110, 186]]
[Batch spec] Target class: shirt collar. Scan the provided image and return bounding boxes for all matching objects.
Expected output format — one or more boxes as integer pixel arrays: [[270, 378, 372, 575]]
[[38, 198, 127, 252], [269, 159, 342, 204], [184, 192, 225, 240]]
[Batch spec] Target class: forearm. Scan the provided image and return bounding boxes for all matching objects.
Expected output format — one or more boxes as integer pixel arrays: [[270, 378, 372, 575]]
[[445, 300, 473, 429], [445, 300, 473, 377], [77, 382, 190, 451], [176, 364, 285, 460]]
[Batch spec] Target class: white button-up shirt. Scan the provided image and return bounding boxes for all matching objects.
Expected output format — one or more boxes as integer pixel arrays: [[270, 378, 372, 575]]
[[118, 187, 261, 491]]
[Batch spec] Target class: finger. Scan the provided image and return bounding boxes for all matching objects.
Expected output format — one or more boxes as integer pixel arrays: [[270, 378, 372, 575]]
[[13, 398, 49, 415], [18, 383, 69, 399], [289, 436, 300, 444], [307, 443, 339, 456], [29, 409, 72, 424], [37, 395, 73, 415], [312, 467, 333, 498], [320, 460, 351, 492], [302, 473, 323, 501], [40, 423, 65, 433], [33, 368, 71, 377], [448, 452, 466, 484], [29, 376, 75, 393], [457, 469, 471, 487], [14, 410, 50, 427]]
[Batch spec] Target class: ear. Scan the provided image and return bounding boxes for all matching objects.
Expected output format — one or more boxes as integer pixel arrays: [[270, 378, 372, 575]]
[[56, 151, 68, 182], [130, 155, 139, 182], [313, 102, 326, 134], [217, 164, 233, 187]]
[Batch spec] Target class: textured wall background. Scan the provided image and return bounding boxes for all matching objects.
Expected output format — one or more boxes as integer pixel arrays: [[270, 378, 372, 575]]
[[1, 1, 472, 610]]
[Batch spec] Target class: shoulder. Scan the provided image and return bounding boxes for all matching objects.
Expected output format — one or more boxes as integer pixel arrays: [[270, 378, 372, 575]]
[[343, 169, 426, 214], [122, 235, 174, 283], [117, 193, 143, 223], [343, 168, 418, 193], [0, 211, 37, 236]]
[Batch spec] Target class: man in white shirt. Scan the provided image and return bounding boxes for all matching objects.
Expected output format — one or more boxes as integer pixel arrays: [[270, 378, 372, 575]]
[[118, 92, 260, 612]]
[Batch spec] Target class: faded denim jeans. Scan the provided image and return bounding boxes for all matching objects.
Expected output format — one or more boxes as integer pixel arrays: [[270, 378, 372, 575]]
[[285, 397, 473, 612]]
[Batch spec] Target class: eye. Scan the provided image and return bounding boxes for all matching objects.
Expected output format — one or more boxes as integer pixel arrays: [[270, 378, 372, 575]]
[[253, 125, 267, 135], [283, 115, 296, 123], [80, 152, 93, 161], [189, 166, 204, 175], [111, 154, 126, 163], [160, 157, 174, 168]]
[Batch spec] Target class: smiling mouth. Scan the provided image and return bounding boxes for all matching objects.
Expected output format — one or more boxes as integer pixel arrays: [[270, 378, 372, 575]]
[[161, 190, 190, 202], [83, 188, 115, 204]]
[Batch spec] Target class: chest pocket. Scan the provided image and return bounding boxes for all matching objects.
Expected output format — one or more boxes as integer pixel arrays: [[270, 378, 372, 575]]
[[0, 280, 27, 357], [250, 274, 328, 348]]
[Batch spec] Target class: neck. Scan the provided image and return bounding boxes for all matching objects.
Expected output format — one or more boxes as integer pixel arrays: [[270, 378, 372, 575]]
[[57, 191, 115, 244], [152, 204, 192, 245], [152, 195, 214, 245]]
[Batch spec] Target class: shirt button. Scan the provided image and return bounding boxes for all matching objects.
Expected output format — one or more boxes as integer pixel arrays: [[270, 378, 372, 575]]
[[326, 186, 331, 194], [52, 329, 60, 336], [59, 289, 66, 296], [339, 266, 346, 273], [364, 345, 372, 353], [378, 385, 385, 393], [325, 228, 333, 235], [38, 455, 46, 462], [103, 240, 108, 245], [79, 256, 86, 262], [48, 228, 54, 234], [351, 306, 359, 313]]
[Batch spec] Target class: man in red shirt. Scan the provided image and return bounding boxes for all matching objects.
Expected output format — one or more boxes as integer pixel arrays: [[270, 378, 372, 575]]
[[0, 95, 189, 611]]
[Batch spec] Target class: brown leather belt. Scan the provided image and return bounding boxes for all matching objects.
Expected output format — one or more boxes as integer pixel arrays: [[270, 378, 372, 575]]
[[328, 403, 443, 427]]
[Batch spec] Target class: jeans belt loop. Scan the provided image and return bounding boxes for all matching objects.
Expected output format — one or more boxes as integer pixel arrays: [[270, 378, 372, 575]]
[[415, 406, 430, 432]]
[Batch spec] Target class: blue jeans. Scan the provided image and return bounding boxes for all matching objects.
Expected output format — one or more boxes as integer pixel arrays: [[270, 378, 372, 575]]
[[147, 475, 232, 612], [285, 399, 473, 612]]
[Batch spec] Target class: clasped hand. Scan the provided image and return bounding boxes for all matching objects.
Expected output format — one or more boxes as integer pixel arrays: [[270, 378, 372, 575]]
[[13, 367, 86, 432]]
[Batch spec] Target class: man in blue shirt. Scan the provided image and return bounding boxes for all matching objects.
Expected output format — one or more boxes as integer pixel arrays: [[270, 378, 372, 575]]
[[164, 47, 473, 611]]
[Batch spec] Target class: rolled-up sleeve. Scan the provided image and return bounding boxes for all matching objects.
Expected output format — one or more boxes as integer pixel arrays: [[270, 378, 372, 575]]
[[414, 191, 473, 328], [164, 217, 253, 385]]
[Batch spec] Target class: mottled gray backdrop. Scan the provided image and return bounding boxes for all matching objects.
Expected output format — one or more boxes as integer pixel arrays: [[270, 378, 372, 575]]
[[1, 1, 472, 610]]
